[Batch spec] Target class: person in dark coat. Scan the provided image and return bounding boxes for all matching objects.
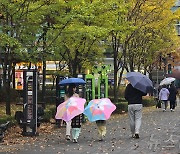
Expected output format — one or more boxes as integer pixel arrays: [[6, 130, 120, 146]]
[[168, 83, 178, 112], [124, 83, 147, 139]]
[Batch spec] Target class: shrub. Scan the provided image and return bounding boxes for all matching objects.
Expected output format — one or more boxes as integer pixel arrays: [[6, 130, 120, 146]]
[[0, 88, 19, 103], [142, 96, 156, 107], [110, 97, 126, 103], [0, 115, 15, 124], [37, 90, 56, 104], [108, 86, 126, 98], [42, 109, 53, 122], [42, 106, 57, 122], [113, 96, 155, 114], [114, 102, 128, 114], [48, 107, 56, 118]]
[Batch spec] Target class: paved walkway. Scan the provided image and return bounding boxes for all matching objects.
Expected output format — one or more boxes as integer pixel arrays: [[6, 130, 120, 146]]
[[1, 97, 180, 154]]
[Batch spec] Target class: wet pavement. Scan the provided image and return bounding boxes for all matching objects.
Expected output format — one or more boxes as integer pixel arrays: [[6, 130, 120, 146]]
[[0, 97, 180, 154]]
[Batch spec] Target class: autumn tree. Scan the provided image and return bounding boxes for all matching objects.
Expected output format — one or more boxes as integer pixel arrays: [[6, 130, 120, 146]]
[[0, 0, 49, 114]]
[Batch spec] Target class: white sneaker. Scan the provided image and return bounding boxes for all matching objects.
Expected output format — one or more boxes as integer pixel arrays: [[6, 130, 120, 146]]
[[73, 139, 78, 143], [66, 135, 71, 140]]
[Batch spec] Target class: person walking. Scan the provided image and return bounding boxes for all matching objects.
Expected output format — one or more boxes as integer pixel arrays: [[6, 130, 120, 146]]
[[159, 85, 170, 112], [124, 83, 147, 139], [64, 84, 79, 141], [96, 120, 106, 141], [71, 113, 84, 143], [168, 83, 178, 112]]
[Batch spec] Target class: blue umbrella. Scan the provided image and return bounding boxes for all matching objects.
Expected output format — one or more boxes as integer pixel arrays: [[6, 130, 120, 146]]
[[126, 72, 153, 93], [59, 77, 86, 85]]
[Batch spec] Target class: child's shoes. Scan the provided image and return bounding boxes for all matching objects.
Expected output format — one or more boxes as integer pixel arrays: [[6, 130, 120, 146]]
[[66, 135, 71, 141], [73, 139, 78, 143]]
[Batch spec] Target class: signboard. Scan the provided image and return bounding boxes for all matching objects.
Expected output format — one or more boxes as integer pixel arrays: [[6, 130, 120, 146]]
[[15, 70, 23, 90], [22, 70, 38, 136], [26, 72, 33, 121]]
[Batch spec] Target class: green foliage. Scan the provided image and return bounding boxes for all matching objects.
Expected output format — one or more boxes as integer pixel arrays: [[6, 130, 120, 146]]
[[109, 86, 126, 99], [114, 96, 155, 114], [114, 102, 128, 114], [0, 0, 179, 114], [0, 115, 14, 125], [42, 109, 53, 122], [48, 106, 57, 119], [142, 96, 156, 107], [42, 106, 56, 122], [0, 88, 19, 103], [37, 90, 56, 104], [124, 0, 180, 72]]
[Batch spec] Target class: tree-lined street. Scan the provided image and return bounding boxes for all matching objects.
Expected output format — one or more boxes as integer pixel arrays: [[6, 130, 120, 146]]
[[0, 0, 180, 114], [0, 1, 180, 153], [1, 97, 180, 154]]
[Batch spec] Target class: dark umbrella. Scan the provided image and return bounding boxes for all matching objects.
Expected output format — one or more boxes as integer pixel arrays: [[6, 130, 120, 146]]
[[166, 69, 180, 80], [126, 72, 153, 93], [59, 77, 86, 85]]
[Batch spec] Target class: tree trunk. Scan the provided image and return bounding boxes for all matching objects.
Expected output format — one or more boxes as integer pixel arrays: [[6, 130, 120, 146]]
[[5, 73, 11, 115], [72, 61, 78, 77], [42, 27, 47, 109], [42, 60, 46, 108], [3, 50, 11, 115], [113, 40, 118, 103]]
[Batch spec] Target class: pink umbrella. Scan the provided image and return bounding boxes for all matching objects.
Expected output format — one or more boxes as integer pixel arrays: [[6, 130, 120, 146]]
[[55, 97, 86, 122], [83, 98, 116, 122]]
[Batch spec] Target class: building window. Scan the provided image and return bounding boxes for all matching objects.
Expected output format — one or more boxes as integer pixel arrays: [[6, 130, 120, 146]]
[[175, 0, 180, 6], [176, 21, 180, 36]]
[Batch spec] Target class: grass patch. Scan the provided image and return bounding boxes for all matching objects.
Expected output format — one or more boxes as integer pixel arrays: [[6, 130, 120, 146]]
[[0, 103, 55, 124], [0, 104, 23, 118]]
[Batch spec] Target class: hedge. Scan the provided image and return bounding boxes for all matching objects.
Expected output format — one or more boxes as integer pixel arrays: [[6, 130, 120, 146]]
[[41, 96, 156, 122], [114, 102, 128, 114], [142, 96, 156, 107], [0, 115, 15, 124], [113, 96, 155, 114], [0, 88, 19, 103], [42, 107, 56, 122]]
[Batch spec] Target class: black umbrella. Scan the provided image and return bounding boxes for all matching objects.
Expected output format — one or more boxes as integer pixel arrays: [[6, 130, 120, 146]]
[[126, 72, 153, 93]]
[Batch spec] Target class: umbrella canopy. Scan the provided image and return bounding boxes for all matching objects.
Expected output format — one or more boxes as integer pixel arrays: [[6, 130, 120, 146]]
[[59, 78, 86, 85], [126, 72, 153, 93], [166, 69, 180, 80], [160, 77, 176, 86], [55, 97, 86, 122], [83, 98, 116, 122]]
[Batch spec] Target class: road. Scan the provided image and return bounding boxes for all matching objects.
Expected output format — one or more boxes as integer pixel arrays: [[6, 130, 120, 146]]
[[1, 97, 180, 154]]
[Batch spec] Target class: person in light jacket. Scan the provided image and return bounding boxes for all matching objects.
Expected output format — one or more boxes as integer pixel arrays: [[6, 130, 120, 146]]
[[159, 85, 169, 112]]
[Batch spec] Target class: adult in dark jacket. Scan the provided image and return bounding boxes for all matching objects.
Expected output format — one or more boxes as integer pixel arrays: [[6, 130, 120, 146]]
[[168, 84, 178, 112], [124, 83, 147, 139]]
